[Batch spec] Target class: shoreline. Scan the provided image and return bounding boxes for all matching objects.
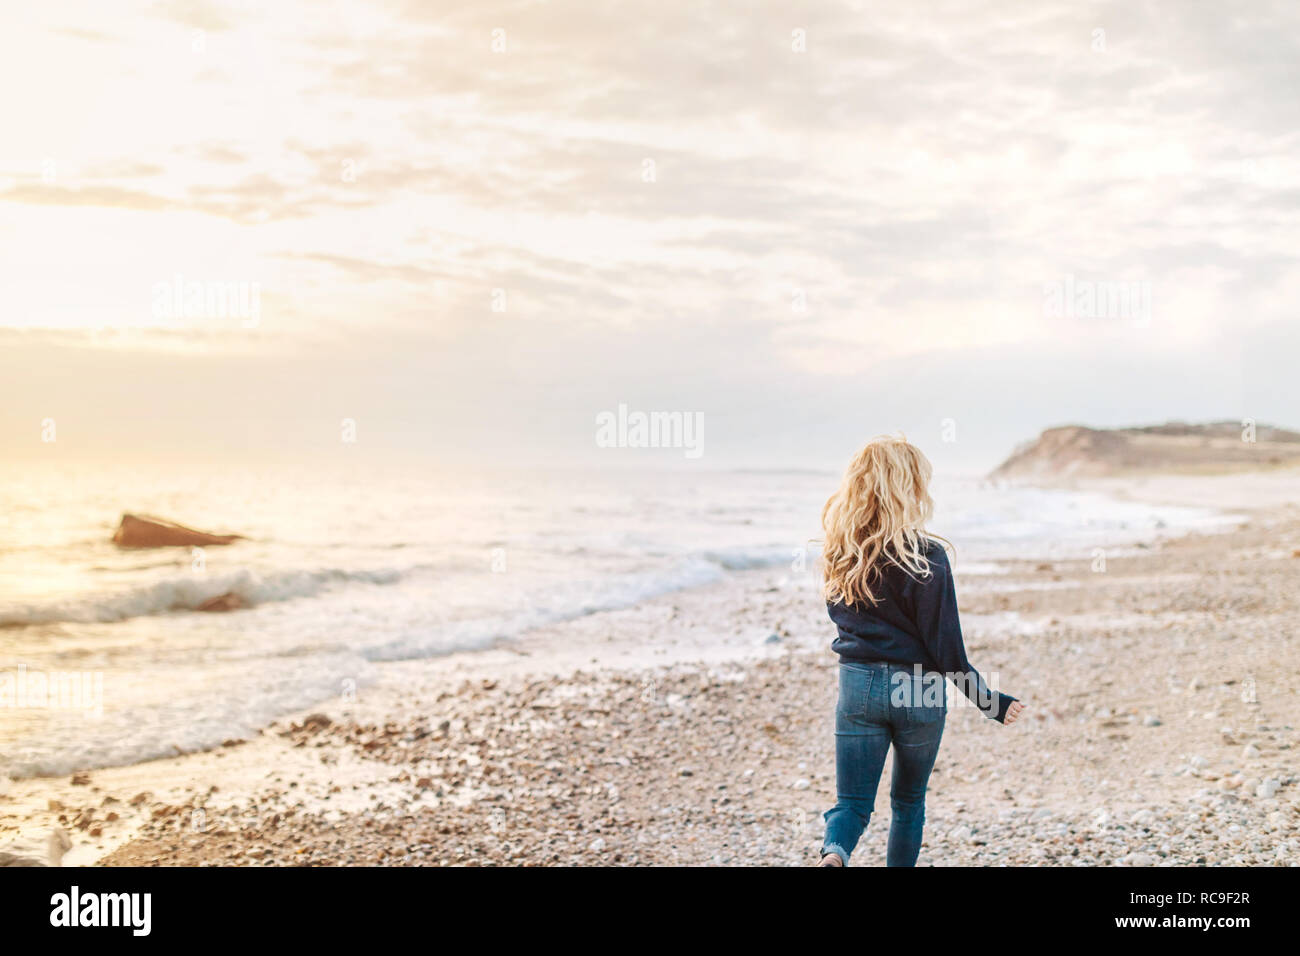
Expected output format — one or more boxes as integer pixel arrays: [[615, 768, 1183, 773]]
[[3, 472, 1297, 865]]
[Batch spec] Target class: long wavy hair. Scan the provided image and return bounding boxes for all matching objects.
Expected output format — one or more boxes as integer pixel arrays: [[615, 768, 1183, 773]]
[[820, 436, 947, 606]]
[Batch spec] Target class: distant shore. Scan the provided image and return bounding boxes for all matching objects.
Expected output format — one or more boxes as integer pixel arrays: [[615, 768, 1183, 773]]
[[989, 421, 1300, 481], [4, 469, 1298, 866]]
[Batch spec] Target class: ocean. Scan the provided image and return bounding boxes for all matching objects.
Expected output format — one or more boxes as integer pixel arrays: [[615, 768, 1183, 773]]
[[0, 460, 1235, 779]]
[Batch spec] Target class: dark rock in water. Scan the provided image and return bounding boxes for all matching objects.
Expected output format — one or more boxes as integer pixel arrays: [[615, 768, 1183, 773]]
[[112, 513, 245, 549], [196, 592, 248, 613]]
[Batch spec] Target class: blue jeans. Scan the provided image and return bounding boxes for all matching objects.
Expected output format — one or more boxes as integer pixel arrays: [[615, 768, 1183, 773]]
[[822, 661, 946, 866]]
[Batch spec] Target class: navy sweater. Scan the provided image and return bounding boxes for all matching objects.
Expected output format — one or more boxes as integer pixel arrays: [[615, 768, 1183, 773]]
[[828, 539, 1016, 722]]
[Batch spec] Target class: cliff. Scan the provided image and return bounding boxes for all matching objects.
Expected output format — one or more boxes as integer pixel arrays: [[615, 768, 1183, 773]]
[[989, 421, 1300, 480]]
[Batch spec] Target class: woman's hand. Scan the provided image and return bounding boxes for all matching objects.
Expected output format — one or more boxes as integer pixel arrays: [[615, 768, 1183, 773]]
[[1003, 701, 1026, 725]]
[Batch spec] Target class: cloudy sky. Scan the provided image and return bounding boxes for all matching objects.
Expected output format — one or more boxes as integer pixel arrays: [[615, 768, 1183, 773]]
[[1, 0, 1297, 470]]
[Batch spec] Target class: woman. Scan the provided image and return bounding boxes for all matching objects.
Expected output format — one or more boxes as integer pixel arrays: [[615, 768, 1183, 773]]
[[818, 436, 1024, 867]]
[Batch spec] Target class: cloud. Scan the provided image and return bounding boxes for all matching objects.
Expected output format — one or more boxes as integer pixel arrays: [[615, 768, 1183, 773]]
[[0, 183, 175, 212], [49, 26, 119, 43], [4, 0, 1300, 463], [148, 0, 236, 31]]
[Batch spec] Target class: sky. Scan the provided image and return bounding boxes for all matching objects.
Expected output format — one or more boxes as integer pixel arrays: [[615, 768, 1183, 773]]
[[1, 0, 1297, 472]]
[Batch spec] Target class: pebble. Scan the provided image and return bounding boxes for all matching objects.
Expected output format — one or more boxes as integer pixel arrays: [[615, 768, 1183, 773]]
[[77, 517, 1300, 868]]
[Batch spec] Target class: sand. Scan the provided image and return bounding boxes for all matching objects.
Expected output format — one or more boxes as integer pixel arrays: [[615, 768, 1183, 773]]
[[4, 473, 1299, 866]]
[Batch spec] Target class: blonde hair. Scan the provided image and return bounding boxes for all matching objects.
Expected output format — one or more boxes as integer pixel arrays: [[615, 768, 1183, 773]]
[[820, 435, 947, 606]]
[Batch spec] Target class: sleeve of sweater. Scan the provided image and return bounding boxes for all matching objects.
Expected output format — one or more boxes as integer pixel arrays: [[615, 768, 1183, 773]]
[[910, 547, 1017, 723]]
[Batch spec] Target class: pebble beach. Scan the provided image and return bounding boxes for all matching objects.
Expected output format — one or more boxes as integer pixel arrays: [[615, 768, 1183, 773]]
[[6, 481, 1295, 867]]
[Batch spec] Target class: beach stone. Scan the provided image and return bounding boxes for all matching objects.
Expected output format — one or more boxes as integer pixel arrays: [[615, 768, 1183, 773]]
[[1243, 744, 1262, 759], [1257, 779, 1280, 799], [792, 778, 811, 790], [197, 592, 247, 613], [68, 513, 1300, 868]]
